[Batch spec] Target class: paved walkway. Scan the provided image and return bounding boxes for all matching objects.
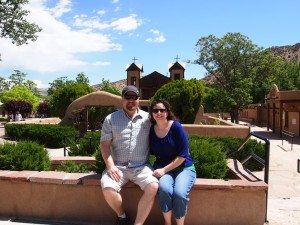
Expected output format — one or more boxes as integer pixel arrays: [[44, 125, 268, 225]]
[[0, 124, 300, 225]]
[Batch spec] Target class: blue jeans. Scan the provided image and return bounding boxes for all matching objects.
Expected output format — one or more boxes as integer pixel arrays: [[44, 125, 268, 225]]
[[156, 166, 196, 219]]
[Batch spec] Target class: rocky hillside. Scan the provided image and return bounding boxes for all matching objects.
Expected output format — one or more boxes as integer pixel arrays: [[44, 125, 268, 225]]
[[91, 79, 126, 92], [269, 43, 300, 62]]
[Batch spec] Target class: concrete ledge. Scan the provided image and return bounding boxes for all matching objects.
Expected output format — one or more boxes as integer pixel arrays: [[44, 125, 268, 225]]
[[183, 124, 250, 138], [0, 160, 267, 225]]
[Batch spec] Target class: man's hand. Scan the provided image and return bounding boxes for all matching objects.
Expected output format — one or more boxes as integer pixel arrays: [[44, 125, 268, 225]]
[[107, 166, 123, 182]]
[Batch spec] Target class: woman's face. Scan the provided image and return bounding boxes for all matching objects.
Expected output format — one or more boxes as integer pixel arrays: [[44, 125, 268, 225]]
[[152, 103, 167, 121]]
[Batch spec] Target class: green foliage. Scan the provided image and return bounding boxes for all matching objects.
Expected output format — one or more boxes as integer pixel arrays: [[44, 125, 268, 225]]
[[190, 135, 266, 171], [94, 148, 106, 174], [0, 141, 50, 171], [0, 85, 40, 110], [68, 131, 101, 156], [49, 83, 93, 118], [56, 161, 95, 173], [47, 73, 90, 96], [0, 0, 42, 46], [276, 61, 300, 91], [100, 79, 121, 96], [151, 79, 204, 123], [5, 124, 79, 148], [189, 136, 228, 179], [88, 106, 115, 131], [195, 32, 282, 117]]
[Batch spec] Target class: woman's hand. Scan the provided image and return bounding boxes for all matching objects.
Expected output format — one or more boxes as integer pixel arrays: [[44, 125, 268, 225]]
[[153, 168, 166, 178]]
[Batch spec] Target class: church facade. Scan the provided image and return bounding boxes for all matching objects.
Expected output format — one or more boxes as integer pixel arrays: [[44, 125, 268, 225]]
[[125, 60, 185, 100]]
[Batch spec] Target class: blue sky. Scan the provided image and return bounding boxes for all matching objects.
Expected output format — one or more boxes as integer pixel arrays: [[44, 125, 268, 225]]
[[0, 0, 300, 88]]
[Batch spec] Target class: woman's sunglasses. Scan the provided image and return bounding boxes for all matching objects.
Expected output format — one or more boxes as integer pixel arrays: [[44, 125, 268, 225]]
[[124, 95, 139, 100], [152, 108, 167, 113]]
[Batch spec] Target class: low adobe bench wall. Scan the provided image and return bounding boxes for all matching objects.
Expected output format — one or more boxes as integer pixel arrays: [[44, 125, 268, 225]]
[[0, 159, 267, 225], [183, 124, 250, 138]]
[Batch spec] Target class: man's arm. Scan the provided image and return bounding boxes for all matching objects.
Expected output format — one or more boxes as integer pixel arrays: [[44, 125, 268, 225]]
[[100, 140, 123, 182]]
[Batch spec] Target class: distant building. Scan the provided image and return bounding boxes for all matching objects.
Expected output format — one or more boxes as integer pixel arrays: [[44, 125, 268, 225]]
[[125, 60, 185, 100]]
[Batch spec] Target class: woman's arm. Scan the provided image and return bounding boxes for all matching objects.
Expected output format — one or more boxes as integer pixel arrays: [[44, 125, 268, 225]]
[[153, 156, 185, 178]]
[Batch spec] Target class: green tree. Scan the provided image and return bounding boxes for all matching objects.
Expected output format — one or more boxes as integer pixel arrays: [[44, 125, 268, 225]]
[[276, 61, 300, 90], [76, 72, 90, 85], [100, 79, 121, 96], [47, 76, 73, 96], [49, 83, 93, 118], [0, 85, 39, 110], [151, 79, 204, 124], [194, 32, 282, 123], [48, 73, 90, 96], [0, 0, 42, 46], [0, 70, 41, 97]]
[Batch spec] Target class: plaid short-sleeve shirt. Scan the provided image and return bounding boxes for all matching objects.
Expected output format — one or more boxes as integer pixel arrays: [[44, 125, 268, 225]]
[[100, 108, 151, 167]]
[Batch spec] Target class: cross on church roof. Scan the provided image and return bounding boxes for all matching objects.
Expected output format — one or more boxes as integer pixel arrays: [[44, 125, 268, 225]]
[[174, 55, 180, 62], [132, 57, 138, 63]]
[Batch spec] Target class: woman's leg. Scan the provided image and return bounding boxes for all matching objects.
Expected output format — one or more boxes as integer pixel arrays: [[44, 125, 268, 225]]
[[173, 168, 196, 222], [162, 210, 173, 225], [158, 172, 175, 225]]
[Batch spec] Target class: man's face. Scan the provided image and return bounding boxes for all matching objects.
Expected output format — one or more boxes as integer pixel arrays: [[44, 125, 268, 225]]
[[122, 91, 139, 112]]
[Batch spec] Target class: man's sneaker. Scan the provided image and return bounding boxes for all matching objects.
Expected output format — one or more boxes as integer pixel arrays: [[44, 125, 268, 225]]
[[115, 213, 129, 225]]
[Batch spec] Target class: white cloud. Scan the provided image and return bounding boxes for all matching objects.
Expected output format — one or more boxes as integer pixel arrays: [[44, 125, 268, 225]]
[[97, 10, 106, 16], [73, 15, 111, 30], [74, 13, 143, 32], [48, 0, 72, 18], [112, 0, 119, 3], [33, 80, 49, 88], [111, 14, 143, 32], [146, 29, 166, 43], [0, 0, 122, 73]]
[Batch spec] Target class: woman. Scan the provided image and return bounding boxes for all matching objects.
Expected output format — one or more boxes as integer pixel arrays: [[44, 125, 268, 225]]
[[149, 99, 196, 225]]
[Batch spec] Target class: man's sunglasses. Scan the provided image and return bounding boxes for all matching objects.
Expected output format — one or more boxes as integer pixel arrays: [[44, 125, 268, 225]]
[[124, 95, 139, 100], [152, 108, 167, 113]]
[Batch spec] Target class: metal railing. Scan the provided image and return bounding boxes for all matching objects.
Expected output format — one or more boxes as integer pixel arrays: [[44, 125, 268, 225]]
[[227, 132, 270, 224], [281, 129, 294, 151]]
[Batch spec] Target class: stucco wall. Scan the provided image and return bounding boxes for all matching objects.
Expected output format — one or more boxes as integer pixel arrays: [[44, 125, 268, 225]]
[[0, 168, 267, 225]]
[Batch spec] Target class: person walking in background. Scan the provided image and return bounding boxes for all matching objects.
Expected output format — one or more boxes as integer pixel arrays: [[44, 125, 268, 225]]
[[14, 111, 23, 121], [100, 85, 159, 225], [149, 99, 196, 225]]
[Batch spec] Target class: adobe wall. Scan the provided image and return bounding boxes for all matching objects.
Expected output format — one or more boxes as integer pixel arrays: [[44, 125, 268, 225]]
[[0, 160, 267, 225]]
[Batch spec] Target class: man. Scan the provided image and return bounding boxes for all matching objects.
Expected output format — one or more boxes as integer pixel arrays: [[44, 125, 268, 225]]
[[100, 85, 159, 225]]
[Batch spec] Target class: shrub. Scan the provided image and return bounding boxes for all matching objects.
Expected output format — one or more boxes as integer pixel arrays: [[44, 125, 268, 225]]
[[189, 136, 228, 179], [0, 141, 51, 171], [5, 124, 79, 148], [56, 161, 95, 173], [94, 148, 106, 174], [189, 135, 266, 172], [67, 131, 100, 156]]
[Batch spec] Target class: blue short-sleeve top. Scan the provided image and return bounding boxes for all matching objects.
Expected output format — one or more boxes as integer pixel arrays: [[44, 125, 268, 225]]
[[149, 120, 194, 168]]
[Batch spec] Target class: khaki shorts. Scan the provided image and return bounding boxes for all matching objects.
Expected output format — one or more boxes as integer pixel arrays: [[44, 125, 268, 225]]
[[101, 163, 158, 192]]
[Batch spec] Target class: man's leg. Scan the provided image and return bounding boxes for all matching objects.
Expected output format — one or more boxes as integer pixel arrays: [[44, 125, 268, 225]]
[[134, 182, 159, 225], [102, 187, 125, 216]]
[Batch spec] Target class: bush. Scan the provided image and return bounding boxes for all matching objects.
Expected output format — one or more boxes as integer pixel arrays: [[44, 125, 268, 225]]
[[5, 124, 79, 148], [189, 135, 266, 172], [67, 131, 101, 156], [94, 148, 106, 174], [56, 161, 95, 173], [0, 141, 51, 171], [189, 136, 228, 179]]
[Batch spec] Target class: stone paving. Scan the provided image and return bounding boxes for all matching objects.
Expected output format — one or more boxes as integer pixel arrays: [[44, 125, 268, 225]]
[[0, 124, 300, 225]]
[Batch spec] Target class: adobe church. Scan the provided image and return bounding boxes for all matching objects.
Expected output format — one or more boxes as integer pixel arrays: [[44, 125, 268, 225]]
[[125, 59, 185, 100]]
